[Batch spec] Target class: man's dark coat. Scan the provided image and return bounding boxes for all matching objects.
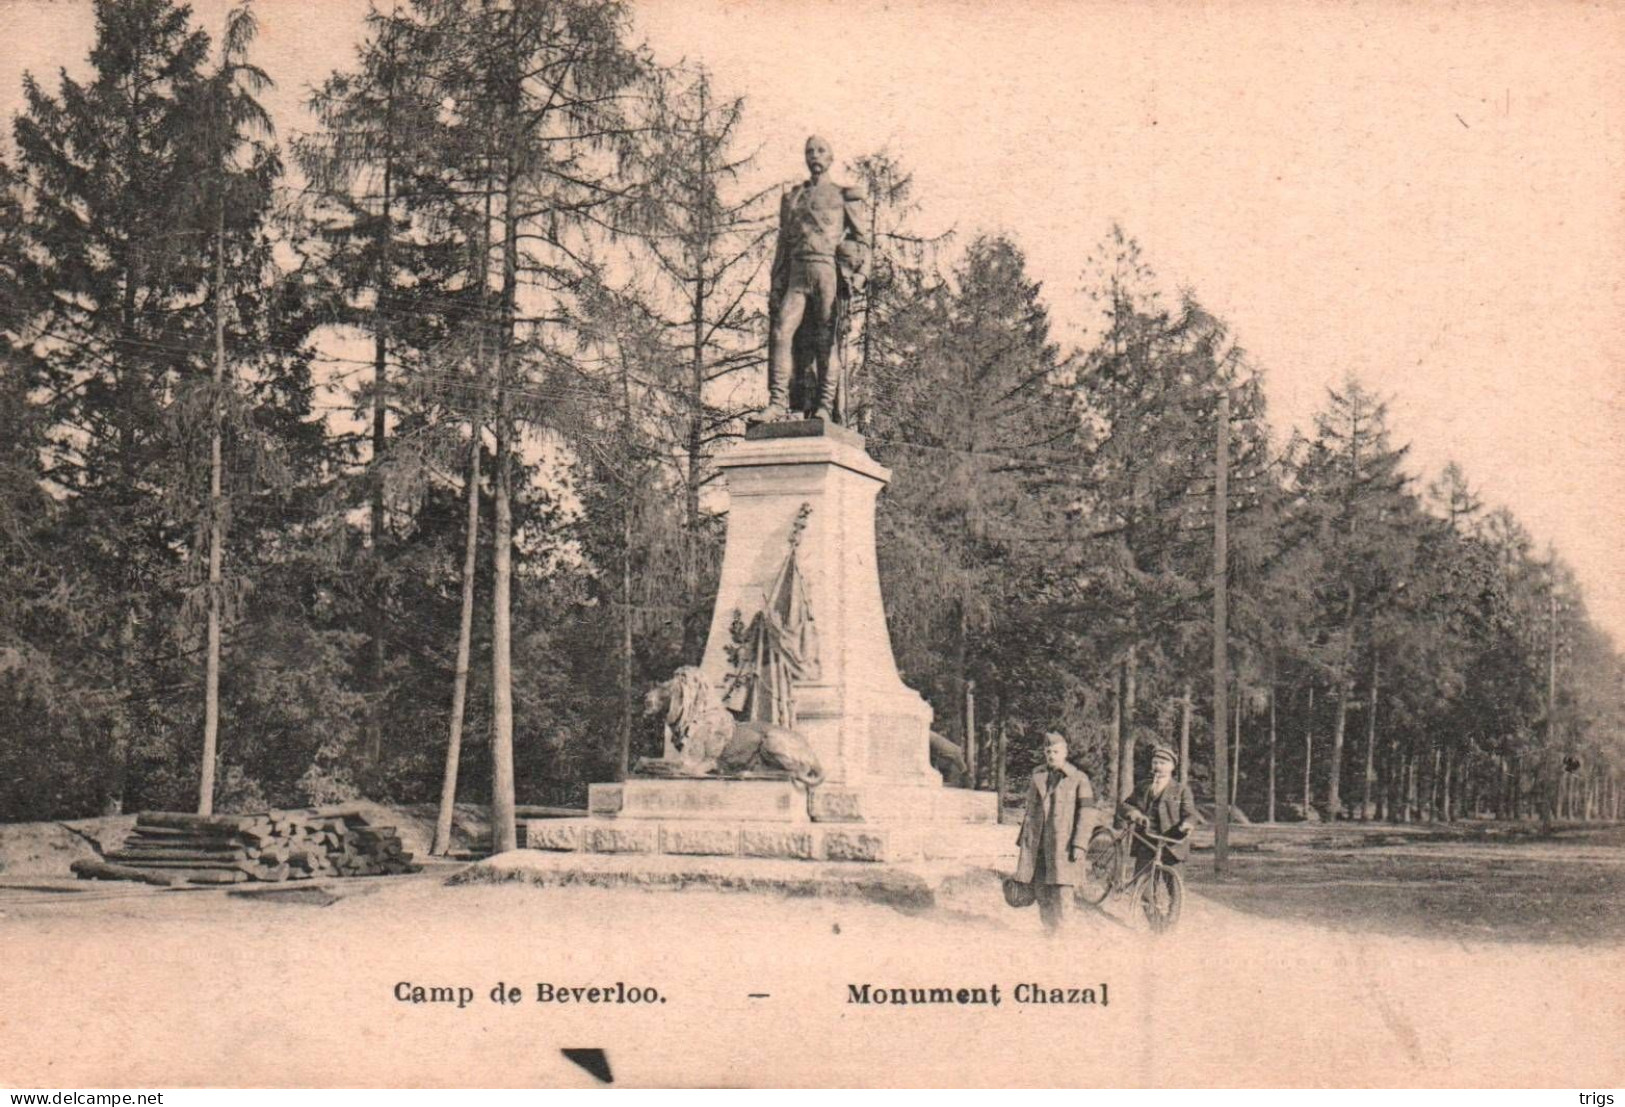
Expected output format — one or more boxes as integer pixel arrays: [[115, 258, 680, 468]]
[[1120, 777, 1198, 863]]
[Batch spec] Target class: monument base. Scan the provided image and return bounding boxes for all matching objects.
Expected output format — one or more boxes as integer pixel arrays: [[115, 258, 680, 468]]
[[523, 816, 914, 862], [535, 778, 999, 865], [529, 421, 997, 867]]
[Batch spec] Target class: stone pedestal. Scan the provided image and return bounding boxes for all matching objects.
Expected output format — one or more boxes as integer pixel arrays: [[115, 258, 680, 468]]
[[521, 422, 995, 867], [696, 422, 938, 789]]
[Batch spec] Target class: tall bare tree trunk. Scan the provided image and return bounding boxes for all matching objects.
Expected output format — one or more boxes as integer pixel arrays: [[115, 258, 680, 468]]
[[432, 184, 493, 858], [367, 55, 397, 769], [994, 720, 1007, 823], [199, 197, 227, 816], [1108, 668, 1121, 799], [1442, 746, 1455, 823], [1212, 386, 1230, 869], [1303, 683, 1315, 816], [963, 680, 977, 788], [1230, 690, 1241, 808], [432, 424, 482, 856], [1361, 652, 1379, 820], [1328, 663, 1351, 819], [488, 157, 519, 856], [1267, 675, 1277, 823], [681, 77, 711, 663], [1117, 646, 1137, 801], [1179, 681, 1192, 790]]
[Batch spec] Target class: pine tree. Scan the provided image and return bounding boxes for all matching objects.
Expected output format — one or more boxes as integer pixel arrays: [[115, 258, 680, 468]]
[[419, 0, 652, 851], [9, 0, 221, 812], [1068, 228, 1271, 803], [869, 234, 1074, 764], [297, 2, 477, 771], [617, 64, 770, 658], [1293, 378, 1417, 818]]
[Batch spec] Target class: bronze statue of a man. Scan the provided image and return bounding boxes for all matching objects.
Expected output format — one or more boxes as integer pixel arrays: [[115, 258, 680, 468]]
[[757, 135, 868, 425]]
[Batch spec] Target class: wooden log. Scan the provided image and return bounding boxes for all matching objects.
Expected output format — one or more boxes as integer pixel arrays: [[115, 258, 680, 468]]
[[185, 870, 249, 885], [104, 854, 249, 869], [123, 825, 225, 839], [125, 835, 250, 850], [71, 860, 178, 886], [114, 846, 249, 861], [138, 812, 257, 833]]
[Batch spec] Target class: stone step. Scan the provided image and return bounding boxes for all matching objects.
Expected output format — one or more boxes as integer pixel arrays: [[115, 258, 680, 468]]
[[453, 849, 1020, 918]]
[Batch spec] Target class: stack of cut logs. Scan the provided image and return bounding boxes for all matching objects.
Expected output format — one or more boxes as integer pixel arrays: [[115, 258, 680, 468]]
[[71, 809, 422, 886]]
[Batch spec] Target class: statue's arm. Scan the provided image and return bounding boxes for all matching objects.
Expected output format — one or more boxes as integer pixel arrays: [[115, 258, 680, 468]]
[[841, 186, 870, 247], [769, 188, 794, 303], [839, 187, 870, 290]]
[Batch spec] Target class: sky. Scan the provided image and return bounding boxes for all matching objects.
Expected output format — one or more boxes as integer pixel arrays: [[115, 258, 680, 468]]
[[2, 0, 1622, 642]]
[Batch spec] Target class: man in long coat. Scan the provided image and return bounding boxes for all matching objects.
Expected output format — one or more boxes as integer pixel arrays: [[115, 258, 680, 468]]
[[1016, 732, 1098, 932]]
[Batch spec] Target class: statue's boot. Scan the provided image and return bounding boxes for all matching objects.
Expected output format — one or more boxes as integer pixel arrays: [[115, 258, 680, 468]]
[[747, 404, 786, 428], [748, 367, 793, 426], [812, 367, 838, 423], [809, 335, 840, 421]]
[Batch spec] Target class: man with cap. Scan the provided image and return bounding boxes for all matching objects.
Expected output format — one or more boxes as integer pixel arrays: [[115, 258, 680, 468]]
[[1119, 745, 1198, 870], [1015, 732, 1098, 933]]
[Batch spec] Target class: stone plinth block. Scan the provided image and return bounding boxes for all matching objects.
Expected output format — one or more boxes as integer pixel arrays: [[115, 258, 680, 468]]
[[523, 820, 584, 852], [586, 823, 658, 854], [739, 827, 816, 860], [588, 783, 623, 815], [698, 431, 937, 787], [809, 784, 1001, 824], [820, 829, 887, 862], [808, 787, 863, 822], [611, 779, 808, 823], [659, 824, 740, 856]]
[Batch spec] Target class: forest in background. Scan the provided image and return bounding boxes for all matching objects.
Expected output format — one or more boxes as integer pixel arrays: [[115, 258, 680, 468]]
[[2, 0, 1621, 843]]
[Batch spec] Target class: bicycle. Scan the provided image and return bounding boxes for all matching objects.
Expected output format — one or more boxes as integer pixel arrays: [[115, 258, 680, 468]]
[[1076, 819, 1187, 933]]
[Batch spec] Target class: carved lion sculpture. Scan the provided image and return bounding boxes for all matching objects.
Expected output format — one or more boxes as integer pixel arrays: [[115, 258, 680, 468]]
[[641, 666, 825, 788]]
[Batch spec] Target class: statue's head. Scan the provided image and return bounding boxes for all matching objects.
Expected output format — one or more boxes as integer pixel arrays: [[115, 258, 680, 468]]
[[804, 134, 832, 177]]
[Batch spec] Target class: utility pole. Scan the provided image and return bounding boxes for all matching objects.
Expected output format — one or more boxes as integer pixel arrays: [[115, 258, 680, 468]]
[[1212, 386, 1231, 874]]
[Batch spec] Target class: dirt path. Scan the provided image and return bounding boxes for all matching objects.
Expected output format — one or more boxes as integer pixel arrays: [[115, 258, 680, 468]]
[[2, 867, 1620, 1087]]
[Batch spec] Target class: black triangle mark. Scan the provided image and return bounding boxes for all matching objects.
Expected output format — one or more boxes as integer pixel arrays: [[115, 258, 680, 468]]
[[562, 1047, 613, 1084]]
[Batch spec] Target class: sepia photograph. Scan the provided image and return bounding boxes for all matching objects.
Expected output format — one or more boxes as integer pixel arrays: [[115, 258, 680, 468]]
[[0, 0, 1621, 1090]]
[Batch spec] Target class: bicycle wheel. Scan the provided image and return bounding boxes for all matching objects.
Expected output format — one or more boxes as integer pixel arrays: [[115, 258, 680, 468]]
[[1076, 826, 1118, 905], [1134, 865, 1184, 933]]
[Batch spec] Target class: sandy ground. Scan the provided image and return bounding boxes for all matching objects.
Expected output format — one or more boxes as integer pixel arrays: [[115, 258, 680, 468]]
[[2, 849, 1622, 1088]]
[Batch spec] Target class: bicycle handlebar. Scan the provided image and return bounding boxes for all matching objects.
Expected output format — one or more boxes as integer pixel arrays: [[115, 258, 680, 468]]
[[1127, 824, 1189, 846]]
